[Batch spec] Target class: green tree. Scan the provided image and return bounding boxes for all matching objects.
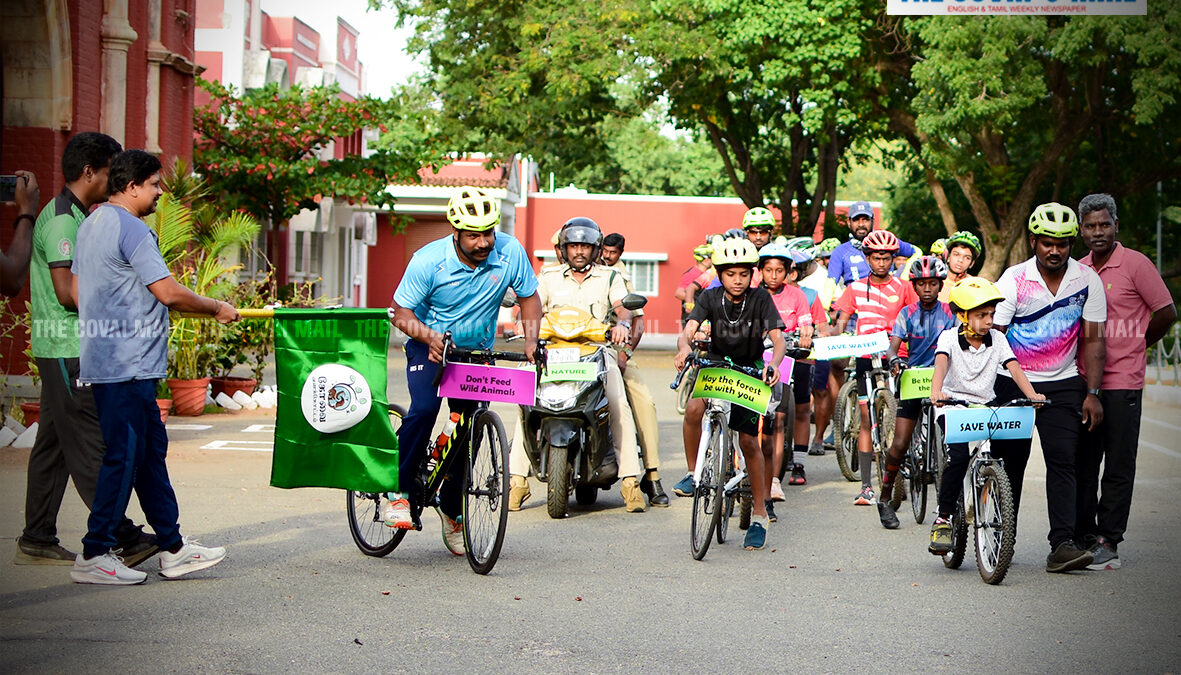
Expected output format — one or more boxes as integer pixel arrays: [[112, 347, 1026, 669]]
[[380, 0, 886, 234], [193, 78, 433, 263], [873, 12, 1181, 278]]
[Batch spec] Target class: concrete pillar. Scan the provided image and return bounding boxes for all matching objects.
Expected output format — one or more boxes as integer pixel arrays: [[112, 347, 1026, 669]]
[[100, 0, 138, 144], [145, 0, 164, 154]]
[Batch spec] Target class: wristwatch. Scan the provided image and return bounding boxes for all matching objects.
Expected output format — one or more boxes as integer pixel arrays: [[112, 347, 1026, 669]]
[[1087, 388, 1101, 397]]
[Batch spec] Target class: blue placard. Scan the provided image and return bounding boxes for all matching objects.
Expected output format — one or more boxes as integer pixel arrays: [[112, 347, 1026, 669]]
[[943, 406, 1036, 443]]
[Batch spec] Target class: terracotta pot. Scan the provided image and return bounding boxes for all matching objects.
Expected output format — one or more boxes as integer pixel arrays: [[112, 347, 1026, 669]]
[[210, 376, 258, 399], [166, 378, 211, 416], [20, 401, 40, 426], [156, 399, 172, 424]]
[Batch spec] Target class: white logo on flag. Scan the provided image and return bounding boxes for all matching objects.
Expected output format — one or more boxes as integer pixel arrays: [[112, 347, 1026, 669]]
[[301, 364, 372, 433]]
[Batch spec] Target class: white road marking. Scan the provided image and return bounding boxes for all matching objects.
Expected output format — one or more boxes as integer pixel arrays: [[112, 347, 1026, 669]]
[[200, 440, 273, 452], [1142, 416, 1181, 433], [168, 424, 213, 430], [242, 424, 275, 433], [1140, 439, 1181, 460]]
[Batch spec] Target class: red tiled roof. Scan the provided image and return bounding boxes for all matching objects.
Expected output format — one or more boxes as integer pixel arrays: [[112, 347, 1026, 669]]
[[389, 160, 508, 188]]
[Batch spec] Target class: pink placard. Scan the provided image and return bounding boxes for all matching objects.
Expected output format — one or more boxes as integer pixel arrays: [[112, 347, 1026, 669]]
[[438, 362, 537, 405]]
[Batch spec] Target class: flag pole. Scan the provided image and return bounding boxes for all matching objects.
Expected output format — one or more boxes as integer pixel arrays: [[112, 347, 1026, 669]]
[[178, 308, 275, 319]]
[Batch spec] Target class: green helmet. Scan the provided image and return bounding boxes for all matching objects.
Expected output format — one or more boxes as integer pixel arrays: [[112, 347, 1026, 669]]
[[784, 236, 814, 251], [816, 237, 840, 257], [742, 207, 776, 230], [946, 231, 982, 256], [1028, 202, 1079, 238]]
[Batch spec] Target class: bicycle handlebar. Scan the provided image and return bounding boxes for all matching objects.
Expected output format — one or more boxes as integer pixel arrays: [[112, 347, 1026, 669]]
[[932, 397, 1051, 408], [431, 332, 537, 388]]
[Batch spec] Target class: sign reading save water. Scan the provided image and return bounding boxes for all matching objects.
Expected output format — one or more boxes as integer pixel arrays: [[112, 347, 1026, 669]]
[[810, 332, 890, 360], [438, 362, 536, 406], [942, 406, 1035, 443], [691, 367, 773, 415]]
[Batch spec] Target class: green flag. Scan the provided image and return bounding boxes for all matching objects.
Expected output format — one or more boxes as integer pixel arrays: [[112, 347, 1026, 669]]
[[270, 308, 400, 492]]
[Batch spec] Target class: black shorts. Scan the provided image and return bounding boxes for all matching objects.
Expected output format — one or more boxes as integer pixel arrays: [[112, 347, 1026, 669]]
[[790, 361, 812, 407], [853, 357, 874, 399], [729, 405, 760, 435], [811, 360, 831, 391], [898, 396, 923, 420]]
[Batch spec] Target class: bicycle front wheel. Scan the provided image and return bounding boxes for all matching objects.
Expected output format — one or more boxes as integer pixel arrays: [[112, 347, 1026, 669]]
[[872, 388, 897, 493], [676, 366, 697, 415], [974, 464, 1016, 585], [833, 379, 859, 482], [463, 411, 510, 575], [716, 431, 736, 544], [907, 423, 928, 523], [691, 420, 724, 560]]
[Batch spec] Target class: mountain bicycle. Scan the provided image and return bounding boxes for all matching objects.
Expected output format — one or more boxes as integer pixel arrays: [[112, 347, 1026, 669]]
[[937, 398, 1043, 585], [887, 367, 944, 524], [671, 348, 767, 560], [346, 332, 534, 575], [832, 351, 897, 487]]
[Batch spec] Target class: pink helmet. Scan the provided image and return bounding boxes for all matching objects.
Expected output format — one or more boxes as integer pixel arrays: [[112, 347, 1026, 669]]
[[862, 229, 900, 253]]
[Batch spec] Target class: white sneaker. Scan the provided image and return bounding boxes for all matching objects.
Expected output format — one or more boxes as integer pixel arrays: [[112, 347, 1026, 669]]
[[437, 508, 464, 556], [70, 552, 147, 585], [382, 497, 414, 529], [158, 538, 226, 579], [770, 477, 786, 502]]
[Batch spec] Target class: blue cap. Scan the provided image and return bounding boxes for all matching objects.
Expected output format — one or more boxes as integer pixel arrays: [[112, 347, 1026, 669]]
[[848, 201, 874, 221]]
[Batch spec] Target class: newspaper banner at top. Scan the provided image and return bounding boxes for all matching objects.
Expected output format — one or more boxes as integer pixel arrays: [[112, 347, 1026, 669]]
[[886, 0, 1146, 15]]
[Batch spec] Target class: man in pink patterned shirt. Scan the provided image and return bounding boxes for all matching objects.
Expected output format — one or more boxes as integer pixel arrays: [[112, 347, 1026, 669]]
[[1076, 193, 1177, 571]]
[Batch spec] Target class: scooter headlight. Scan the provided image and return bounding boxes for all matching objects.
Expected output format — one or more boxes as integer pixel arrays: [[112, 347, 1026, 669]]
[[537, 382, 578, 410]]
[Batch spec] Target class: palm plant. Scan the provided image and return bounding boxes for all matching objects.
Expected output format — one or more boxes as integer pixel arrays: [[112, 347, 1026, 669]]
[[151, 162, 261, 381]]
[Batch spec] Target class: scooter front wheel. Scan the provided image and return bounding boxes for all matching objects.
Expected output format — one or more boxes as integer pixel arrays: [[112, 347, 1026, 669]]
[[546, 444, 570, 519]]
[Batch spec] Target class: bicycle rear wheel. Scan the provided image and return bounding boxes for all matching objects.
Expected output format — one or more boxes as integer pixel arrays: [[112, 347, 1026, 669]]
[[346, 404, 406, 557], [832, 379, 859, 482], [942, 497, 968, 569], [463, 411, 510, 575], [974, 464, 1016, 585], [691, 421, 724, 560], [347, 491, 406, 556]]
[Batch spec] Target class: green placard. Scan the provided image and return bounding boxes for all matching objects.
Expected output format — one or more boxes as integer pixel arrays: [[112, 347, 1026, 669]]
[[540, 362, 598, 383], [691, 367, 772, 414], [899, 367, 935, 400]]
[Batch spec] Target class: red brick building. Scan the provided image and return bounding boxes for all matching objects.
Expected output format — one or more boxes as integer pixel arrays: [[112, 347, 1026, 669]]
[[1, 0, 203, 372]]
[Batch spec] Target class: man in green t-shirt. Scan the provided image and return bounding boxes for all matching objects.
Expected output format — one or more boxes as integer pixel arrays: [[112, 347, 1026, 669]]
[[17, 132, 155, 567]]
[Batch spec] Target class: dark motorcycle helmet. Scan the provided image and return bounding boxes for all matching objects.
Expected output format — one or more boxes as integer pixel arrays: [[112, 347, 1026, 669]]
[[559, 217, 604, 272]]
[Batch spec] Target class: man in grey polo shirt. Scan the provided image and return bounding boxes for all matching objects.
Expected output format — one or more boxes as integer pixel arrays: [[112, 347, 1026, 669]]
[[69, 150, 240, 585]]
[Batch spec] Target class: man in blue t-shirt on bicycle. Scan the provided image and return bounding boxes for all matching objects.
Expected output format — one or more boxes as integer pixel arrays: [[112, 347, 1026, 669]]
[[389, 187, 541, 554]]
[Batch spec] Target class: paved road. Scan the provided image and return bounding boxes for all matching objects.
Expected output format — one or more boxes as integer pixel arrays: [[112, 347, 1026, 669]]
[[2, 349, 1180, 671]]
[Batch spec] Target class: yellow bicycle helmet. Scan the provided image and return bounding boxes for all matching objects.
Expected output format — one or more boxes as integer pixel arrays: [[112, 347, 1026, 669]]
[[446, 187, 500, 231], [1028, 202, 1078, 238], [711, 238, 760, 268], [948, 277, 1005, 314], [742, 207, 776, 230], [693, 244, 713, 261]]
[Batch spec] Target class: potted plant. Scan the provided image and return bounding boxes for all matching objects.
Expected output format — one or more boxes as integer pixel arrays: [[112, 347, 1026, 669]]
[[155, 379, 172, 424], [211, 273, 275, 398], [153, 163, 260, 415]]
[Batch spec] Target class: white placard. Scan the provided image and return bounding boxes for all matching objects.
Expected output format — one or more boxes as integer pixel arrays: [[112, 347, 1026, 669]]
[[810, 332, 890, 360], [546, 347, 581, 364]]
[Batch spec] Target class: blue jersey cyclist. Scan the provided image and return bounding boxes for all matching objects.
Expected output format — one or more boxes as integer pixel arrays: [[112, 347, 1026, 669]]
[[827, 201, 919, 287], [876, 255, 957, 529], [388, 187, 542, 553]]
